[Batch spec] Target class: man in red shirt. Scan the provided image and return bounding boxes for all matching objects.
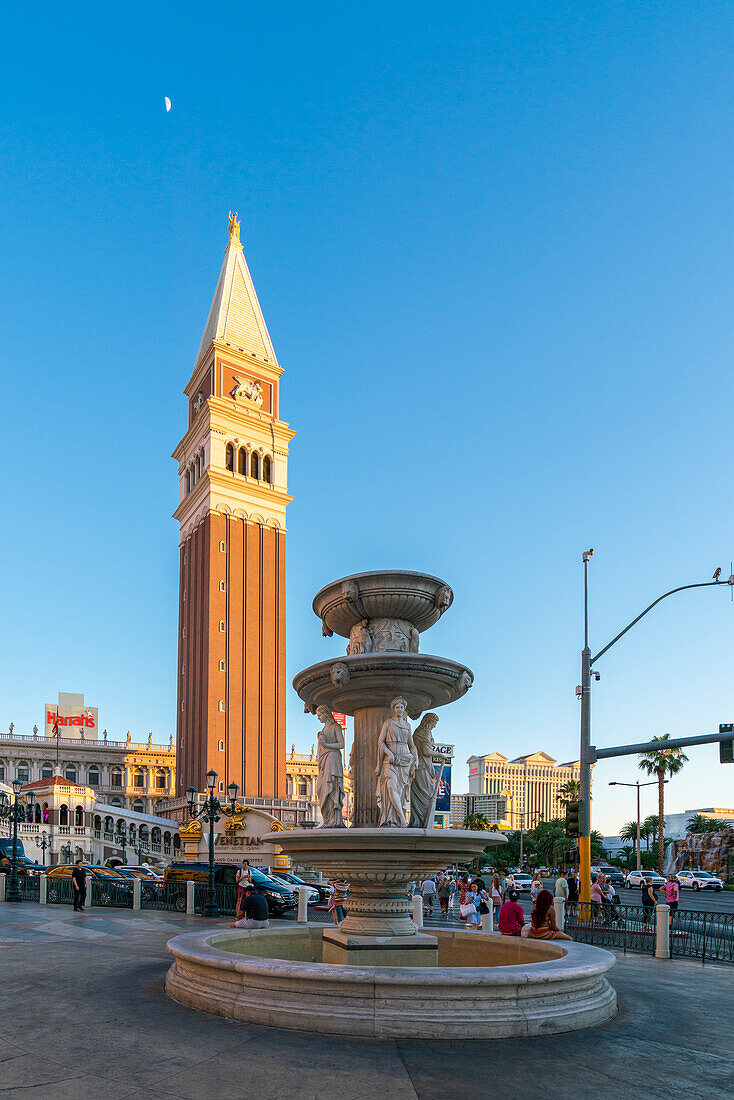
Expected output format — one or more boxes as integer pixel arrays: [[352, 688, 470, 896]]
[[498, 889, 525, 936]]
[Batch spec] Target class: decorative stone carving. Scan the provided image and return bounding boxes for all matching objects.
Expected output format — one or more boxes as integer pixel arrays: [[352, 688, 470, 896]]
[[347, 619, 373, 655], [371, 618, 412, 653], [321, 621, 334, 638], [457, 670, 473, 696], [434, 585, 452, 612], [409, 627, 420, 653], [409, 713, 440, 828], [375, 697, 418, 828], [230, 377, 264, 406], [315, 706, 346, 829], [330, 662, 350, 687]]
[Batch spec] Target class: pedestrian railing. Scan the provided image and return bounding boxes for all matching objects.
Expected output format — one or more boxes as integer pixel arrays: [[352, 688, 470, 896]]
[[16, 876, 41, 901], [141, 882, 187, 912], [565, 902, 658, 955], [668, 908, 734, 965], [90, 881, 133, 908], [194, 882, 237, 915], [46, 878, 76, 904]]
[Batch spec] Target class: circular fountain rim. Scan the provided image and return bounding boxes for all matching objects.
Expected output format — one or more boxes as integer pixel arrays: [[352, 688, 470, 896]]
[[312, 569, 454, 637]]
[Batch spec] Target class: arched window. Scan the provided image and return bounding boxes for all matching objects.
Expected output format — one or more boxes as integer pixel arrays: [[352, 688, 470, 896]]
[[43, 802, 50, 823], [116, 818, 125, 834], [88, 767, 100, 787], [225, 443, 234, 471], [74, 846, 83, 861], [250, 451, 260, 479], [263, 455, 272, 483], [108, 797, 122, 807], [110, 767, 123, 788], [298, 779, 308, 797], [152, 827, 162, 844], [65, 764, 77, 784], [0, 761, 5, 782], [41, 762, 53, 780], [174, 834, 181, 850], [134, 769, 145, 789], [163, 831, 171, 846], [60, 805, 69, 826], [104, 815, 113, 832], [75, 805, 84, 827], [238, 447, 247, 474], [185, 470, 191, 494], [16, 761, 29, 783], [129, 823, 137, 840], [133, 800, 145, 813], [34, 804, 41, 823], [94, 815, 101, 831], [155, 770, 167, 789]]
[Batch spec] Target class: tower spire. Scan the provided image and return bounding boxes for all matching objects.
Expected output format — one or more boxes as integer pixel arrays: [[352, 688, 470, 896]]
[[195, 215, 277, 368]]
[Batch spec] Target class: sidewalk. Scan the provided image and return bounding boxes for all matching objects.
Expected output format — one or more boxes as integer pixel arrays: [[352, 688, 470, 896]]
[[1, 902, 732, 1099]]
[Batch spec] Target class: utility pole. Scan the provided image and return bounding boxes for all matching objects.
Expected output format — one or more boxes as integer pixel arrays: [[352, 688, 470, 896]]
[[578, 555, 733, 904]]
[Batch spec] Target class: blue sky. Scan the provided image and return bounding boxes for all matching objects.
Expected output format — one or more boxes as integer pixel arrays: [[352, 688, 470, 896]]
[[2, 3, 733, 833]]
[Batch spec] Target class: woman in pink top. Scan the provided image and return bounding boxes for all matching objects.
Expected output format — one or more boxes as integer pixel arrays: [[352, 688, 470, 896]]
[[589, 877, 605, 923], [663, 874, 679, 923]]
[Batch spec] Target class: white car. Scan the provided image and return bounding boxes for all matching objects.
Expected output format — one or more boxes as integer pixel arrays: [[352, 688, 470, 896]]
[[625, 870, 666, 889], [508, 873, 532, 893], [270, 873, 320, 904], [675, 869, 724, 892]]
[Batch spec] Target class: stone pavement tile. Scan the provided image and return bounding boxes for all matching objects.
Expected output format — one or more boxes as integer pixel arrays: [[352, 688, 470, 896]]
[[0, 1053, 131, 1099], [155, 1028, 419, 1100]]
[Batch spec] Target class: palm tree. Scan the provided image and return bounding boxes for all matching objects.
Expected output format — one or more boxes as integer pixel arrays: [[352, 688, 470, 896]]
[[463, 812, 490, 831], [639, 735, 688, 874], [619, 844, 635, 870], [556, 779, 581, 808], [619, 821, 640, 866]]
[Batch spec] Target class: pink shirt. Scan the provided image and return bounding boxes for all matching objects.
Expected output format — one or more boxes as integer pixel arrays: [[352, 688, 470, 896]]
[[590, 882, 604, 903], [663, 881, 679, 903]]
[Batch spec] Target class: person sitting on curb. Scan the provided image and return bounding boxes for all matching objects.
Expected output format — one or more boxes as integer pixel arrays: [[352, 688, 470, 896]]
[[230, 885, 270, 930], [498, 888, 525, 936]]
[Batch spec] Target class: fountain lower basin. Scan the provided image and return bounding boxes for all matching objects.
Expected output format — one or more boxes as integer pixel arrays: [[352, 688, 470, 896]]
[[166, 925, 617, 1039]]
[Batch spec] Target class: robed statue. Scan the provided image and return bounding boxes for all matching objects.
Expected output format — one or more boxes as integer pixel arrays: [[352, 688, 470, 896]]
[[375, 696, 417, 827], [408, 713, 440, 828], [315, 706, 346, 828]]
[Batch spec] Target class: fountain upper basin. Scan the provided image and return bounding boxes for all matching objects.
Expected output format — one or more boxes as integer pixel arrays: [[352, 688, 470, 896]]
[[313, 570, 453, 638]]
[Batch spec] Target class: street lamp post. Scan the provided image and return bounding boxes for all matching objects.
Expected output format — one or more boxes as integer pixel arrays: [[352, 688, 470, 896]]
[[609, 780, 662, 871], [114, 824, 128, 865], [39, 830, 49, 867], [579, 555, 731, 903], [187, 773, 239, 919], [0, 781, 36, 902]]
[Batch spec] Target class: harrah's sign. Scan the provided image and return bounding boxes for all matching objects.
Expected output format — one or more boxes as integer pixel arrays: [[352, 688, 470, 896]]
[[44, 704, 98, 739]]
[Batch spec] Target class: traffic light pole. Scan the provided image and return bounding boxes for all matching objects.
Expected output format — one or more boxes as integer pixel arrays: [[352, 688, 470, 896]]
[[578, 557, 730, 906]]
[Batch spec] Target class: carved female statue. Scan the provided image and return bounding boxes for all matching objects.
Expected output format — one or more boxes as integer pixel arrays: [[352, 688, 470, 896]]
[[408, 713, 439, 828], [375, 696, 418, 827], [315, 706, 346, 828]]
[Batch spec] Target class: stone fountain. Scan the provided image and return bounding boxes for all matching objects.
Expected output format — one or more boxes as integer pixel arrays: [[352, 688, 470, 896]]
[[166, 570, 618, 1038], [280, 569, 499, 965]]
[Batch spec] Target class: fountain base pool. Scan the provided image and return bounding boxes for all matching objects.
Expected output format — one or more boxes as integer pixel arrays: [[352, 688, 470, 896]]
[[166, 925, 617, 1039]]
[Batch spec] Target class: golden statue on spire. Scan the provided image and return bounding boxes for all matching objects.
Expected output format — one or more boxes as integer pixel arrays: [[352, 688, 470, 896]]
[[228, 211, 241, 243]]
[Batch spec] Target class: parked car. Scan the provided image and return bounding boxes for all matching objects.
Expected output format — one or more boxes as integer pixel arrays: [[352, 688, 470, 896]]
[[270, 872, 321, 904], [164, 862, 297, 914], [676, 869, 724, 892], [625, 870, 666, 889], [45, 864, 128, 903], [508, 873, 532, 893]]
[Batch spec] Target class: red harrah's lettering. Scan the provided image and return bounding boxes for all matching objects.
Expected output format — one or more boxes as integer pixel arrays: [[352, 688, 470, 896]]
[[46, 711, 96, 729]]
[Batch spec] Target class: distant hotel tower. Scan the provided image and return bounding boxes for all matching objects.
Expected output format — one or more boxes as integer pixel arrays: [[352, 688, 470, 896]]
[[173, 215, 295, 799]]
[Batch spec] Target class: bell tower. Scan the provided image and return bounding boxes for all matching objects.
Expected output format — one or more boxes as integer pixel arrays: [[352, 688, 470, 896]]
[[173, 214, 295, 799]]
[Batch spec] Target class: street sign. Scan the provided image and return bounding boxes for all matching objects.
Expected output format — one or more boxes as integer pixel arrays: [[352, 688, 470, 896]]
[[720, 724, 734, 764]]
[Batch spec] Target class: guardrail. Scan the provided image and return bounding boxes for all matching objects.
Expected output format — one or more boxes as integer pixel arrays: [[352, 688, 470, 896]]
[[668, 908, 734, 964], [565, 901, 657, 955], [141, 882, 188, 912]]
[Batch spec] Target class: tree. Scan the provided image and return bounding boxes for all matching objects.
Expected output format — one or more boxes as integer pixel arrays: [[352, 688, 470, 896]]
[[590, 831, 605, 861], [639, 735, 688, 874], [687, 814, 731, 834], [642, 814, 659, 852], [463, 813, 491, 831], [619, 844, 635, 870], [619, 821, 640, 866], [556, 779, 581, 808], [529, 818, 566, 866]]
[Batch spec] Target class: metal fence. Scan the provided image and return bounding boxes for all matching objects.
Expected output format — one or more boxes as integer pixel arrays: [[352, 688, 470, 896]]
[[16, 876, 41, 901], [669, 908, 734, 965], [194, 882, 237, 915], [90, 881, 133, 908], [141, 882, 188, 912], [565, 902, 657, 955], [46, 878, 76, 904]]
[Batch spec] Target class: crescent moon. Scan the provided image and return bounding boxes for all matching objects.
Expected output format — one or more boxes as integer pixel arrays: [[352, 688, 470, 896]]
[[164, 97, 172, 112]]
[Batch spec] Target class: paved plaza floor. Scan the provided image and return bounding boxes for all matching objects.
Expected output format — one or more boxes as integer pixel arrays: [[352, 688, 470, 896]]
[[1, 902, 732, 1099]]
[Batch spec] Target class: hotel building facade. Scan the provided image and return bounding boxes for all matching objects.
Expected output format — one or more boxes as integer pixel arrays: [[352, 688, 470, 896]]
[[466, 751, 582, 826]]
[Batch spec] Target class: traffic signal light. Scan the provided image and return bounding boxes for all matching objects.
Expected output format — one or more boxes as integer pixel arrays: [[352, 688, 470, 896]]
[[565, 801, 581, 838], [720, 724, 734, 764]]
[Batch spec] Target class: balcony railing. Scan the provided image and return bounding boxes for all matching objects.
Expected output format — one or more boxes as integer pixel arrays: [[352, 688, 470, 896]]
[[0, 732, 173, 752]]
